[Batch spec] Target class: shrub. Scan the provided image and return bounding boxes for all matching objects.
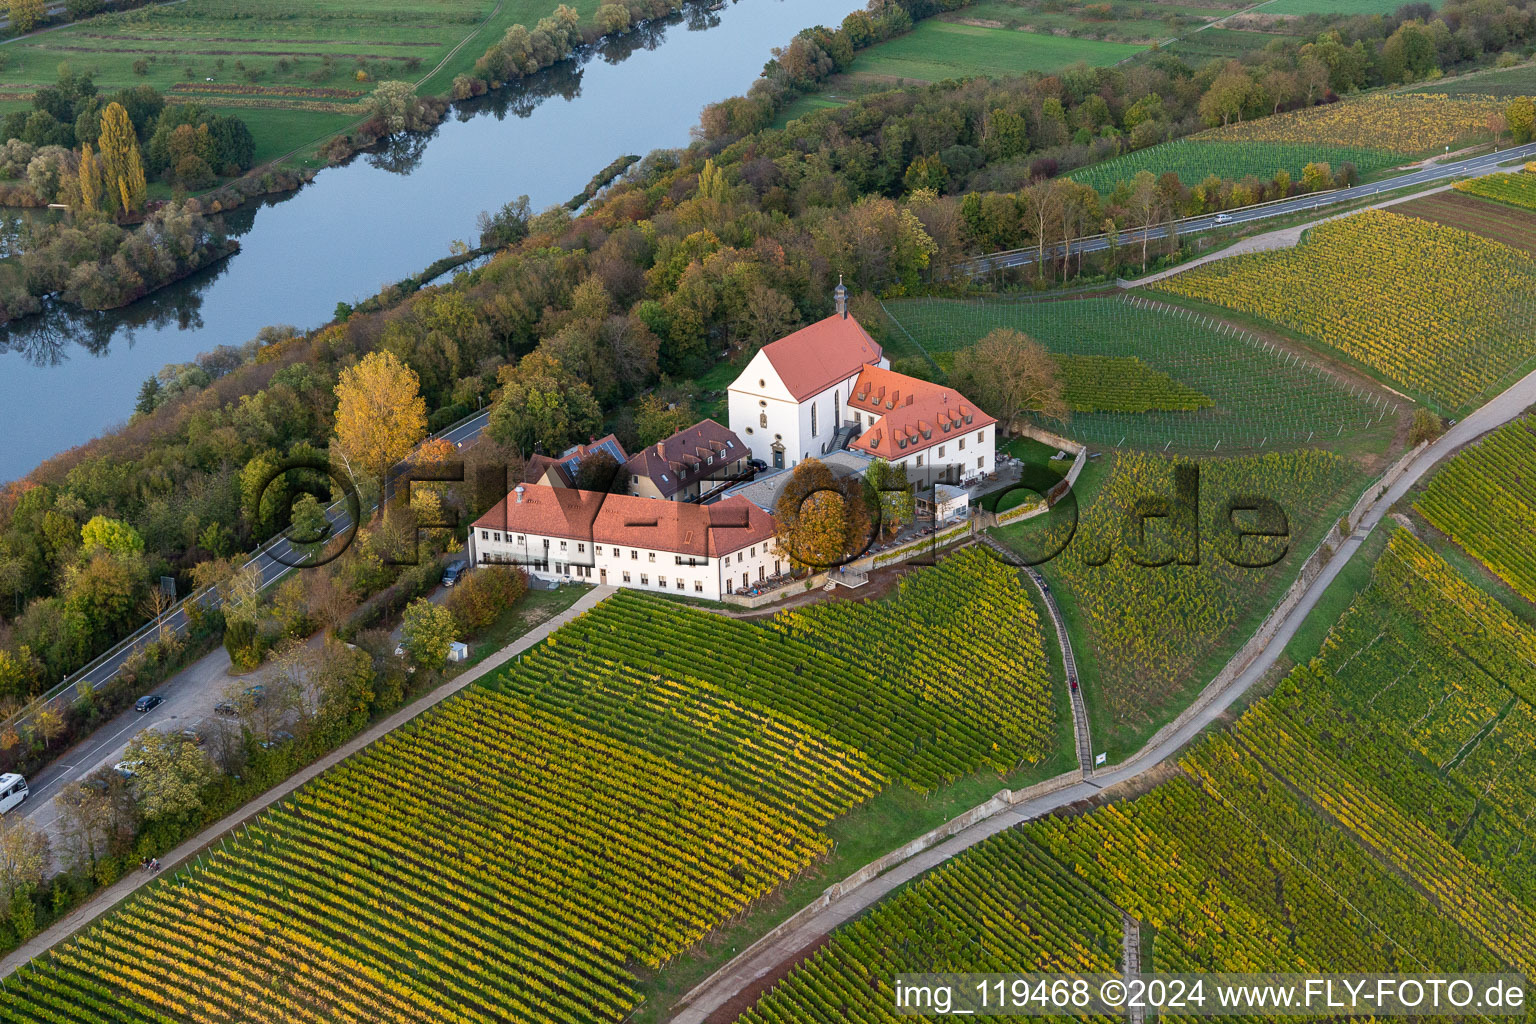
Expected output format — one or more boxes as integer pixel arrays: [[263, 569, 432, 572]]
[[446, 565, 528, 632]]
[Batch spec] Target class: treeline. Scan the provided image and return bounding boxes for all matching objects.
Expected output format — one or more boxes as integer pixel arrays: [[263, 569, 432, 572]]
[[0, 67, 256, 202], [3, 0, 1535, 709]]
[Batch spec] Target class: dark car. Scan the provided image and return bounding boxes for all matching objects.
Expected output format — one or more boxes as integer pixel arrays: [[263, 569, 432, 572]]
[[442, 560, 469, 586], [749, 458, 768, 472], [179, 729, 205, 747], [134, 694, 163, 713]]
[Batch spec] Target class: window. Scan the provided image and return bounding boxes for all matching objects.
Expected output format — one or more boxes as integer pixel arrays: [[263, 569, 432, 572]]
[[577, 543, 585, 553], [631, 550, 638, 560], [774, 559, 781, 574], [640, 575, 649, 585], [742, 572, 749, 588], [959, 438, 966, 451], [694, 581, 703, 593], [758, 566, 765, 581], [810, 401, 818, 438], [737, 552, 744, 563], [559, 541, 568, 551], [515, 534, 523, 543], [759, 379, 765, 388], [916, 455, 924, 467], [726, 579, 733, 594], [676, 578, 683, 589], [631, 475, 638, 484], [480, 530, 488, 540], [623, 571, 631, 583], [760, 412, 768, 429], [746, 427, 754, 434], [938, 446, 945, 458], [648, 552, 656, 562], [978, 456, 984, 468], [977, 430, 984, 442], [750, 546, 756, 557]]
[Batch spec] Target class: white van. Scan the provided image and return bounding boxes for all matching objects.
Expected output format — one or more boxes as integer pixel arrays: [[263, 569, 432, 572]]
[[0, 773, 28, 814]]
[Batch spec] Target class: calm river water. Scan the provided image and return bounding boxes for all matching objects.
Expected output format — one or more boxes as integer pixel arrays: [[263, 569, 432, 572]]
[[0, 0, 862, 482]]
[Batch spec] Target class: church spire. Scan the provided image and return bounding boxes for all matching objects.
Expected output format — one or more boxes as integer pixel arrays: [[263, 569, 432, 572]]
[[834, 275, 847, 319]]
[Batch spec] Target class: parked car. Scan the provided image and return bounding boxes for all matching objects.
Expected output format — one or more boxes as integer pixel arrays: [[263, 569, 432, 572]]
[[214, 699, 238, 717], [134, 694, 163, 713], [0, 773, 27, 814], [259, 730, 296, 751], [113, 760, 143, 779], [749, 458, 767, 472], [442, 560, 469, 586], [179, 729, 205, 746], [214, 685, 265, 716]]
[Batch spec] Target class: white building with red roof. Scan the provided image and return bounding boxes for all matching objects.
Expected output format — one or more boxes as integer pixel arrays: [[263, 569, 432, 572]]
[[728, 283, 996, 489], [467, 483, 784, 599], [728, 282, 888, 471]]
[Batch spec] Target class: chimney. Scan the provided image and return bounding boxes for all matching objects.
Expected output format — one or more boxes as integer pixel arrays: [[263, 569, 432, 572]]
[[514, 484, 526, 504], [834, 274, 847, 319]]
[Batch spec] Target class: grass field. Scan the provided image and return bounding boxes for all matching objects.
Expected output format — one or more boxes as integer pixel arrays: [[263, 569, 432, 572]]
[[844, 21, 1145, 83], [1069, 137, 1401, 193], [1154, 208, 1536, 412], [0, 0, 597, 166], [1394, 189, 1536, 256], [940, 0, 1234, 44], [1261, 0, 1440, 12], [880, 294, 1395, 454], [1415, 61, 1536, 98]]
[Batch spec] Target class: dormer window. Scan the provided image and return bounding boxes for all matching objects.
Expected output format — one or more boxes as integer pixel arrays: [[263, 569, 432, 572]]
[[964, 414, 974, 424]]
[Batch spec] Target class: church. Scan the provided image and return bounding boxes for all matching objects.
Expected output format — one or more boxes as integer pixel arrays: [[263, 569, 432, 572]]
[[727, 282, 996, 491]]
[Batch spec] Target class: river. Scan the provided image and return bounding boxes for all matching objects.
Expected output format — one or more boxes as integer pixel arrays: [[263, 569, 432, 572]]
[[0, 0, 863, 483]]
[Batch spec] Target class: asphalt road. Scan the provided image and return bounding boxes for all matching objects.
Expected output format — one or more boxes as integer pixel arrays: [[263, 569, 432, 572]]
[[0, 410, 493, 832], [955, 141, 1536, 276], [668, 363, 1536, 1024]]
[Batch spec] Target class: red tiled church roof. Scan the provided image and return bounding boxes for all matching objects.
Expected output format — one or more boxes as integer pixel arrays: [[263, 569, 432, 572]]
[[753, 314, 883, 401]]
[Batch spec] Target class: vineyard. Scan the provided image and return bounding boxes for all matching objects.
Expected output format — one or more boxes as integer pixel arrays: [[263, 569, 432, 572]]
[[1069, 138, 1398, 194], [1416, 415, 1536, 606], [1456, 168, 1536, 211], [734, 830, 1124, 1024], [1198, 93, 1506, 153], [880, 295, 1393, 452], [0, 550, 1059, 1023], [1153, 209, 1536, 411], [1042, 448, 1351, 752], [1056, 355, 1213, 413]]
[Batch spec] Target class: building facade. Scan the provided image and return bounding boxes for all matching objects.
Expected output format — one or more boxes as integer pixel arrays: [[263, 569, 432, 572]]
[[467, 483, 784, 600], [623, 419, 751, 503]]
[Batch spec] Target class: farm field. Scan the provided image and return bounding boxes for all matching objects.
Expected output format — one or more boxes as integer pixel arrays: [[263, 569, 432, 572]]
[[1200, 93, 1505, 154], [939, 0, 1235, 44], [843, 21, 1145, 84], [1262, 0, 1440, 12], [1153, 208, 1536, 412], [733, 529, 1536, 1024], [1056, 354, 1212, 413], [0, 0, 600, 166], [1455, 167, 1536, 212], [1069, 137, 1401, 193], [1030, 448, 1353, 756], [1395, 188, 1536, 256], [1163, 25, 1300, 61], [880, 294, 1396, 453], [1415, 415, 1536, 606]]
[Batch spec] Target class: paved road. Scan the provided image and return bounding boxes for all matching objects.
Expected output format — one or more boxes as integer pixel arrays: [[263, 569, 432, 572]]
[[954, 142, 1536, 277], [667, 363, 1536, 1024], [2, 411, 492, 828]]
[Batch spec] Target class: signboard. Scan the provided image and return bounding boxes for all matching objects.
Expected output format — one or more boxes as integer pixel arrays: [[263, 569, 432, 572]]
[[1094, 752, 1107, 766]]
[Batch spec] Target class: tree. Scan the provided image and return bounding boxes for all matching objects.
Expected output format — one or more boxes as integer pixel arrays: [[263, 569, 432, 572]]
[[77, 140, 101, 214], [1127, 170, 1162, 269], [55, 771, 135, 873], [634, 393, 697, 448], [1409, 407, 1444, 446], [445, 564, 527, 632], [97, 101, 146, 216], [773, 459, 872, 571], [865, 458, 914, 538], [369, 81, 421, 135], [400, 598, 456, 671], [120, 729, 215, 820], [1301, 161, 1333, 193], [6, 0, 44, 33], [333, 350, 428, 494], [0, 816, 47, 922], [80, 515, 144, 558], [947, 328, 1067, 433], [288, 492, 330, 563], [1507, 96, 1535, 145], [1198, 65, 1258, 127], [486, 351, 602, 458]]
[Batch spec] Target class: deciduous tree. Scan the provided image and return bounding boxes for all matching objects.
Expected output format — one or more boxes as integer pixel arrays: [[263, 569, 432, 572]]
[[773, 459, 872, 571], [948, 328, 1067, 433], [121, 729, 214, 820], [333, 350, 428, 493], [400, 597, 456, 671], [97, 101, 146, 216]]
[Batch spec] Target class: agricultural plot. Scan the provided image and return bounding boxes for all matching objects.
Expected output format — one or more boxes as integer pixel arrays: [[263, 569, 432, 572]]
[[0, 551, 1058, 1023], [1395, 190, 1536, 256], [1163, 26, 1300, 61], [1040, 448, 1351, 750], [1416, 415, 1536, 605], [1069, 137, 1399, 194], [844, 21, 1144, 84], [1262, 0, 1440, 12], [1455, 168, 1536, 212], [1056, 354, 1212, 413], [940, 0, 1234, 45], [734, 830, 1124, 1024], [0, 0, 599, 164], [880, 294, 1394, 452], [1154, 209, 1536, 411], [1200, 93, 1505, 154]]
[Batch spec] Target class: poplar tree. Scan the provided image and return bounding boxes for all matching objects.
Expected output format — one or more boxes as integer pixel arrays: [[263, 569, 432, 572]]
[[77, 142, 101, 214], [98, 102, 146, 215]]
